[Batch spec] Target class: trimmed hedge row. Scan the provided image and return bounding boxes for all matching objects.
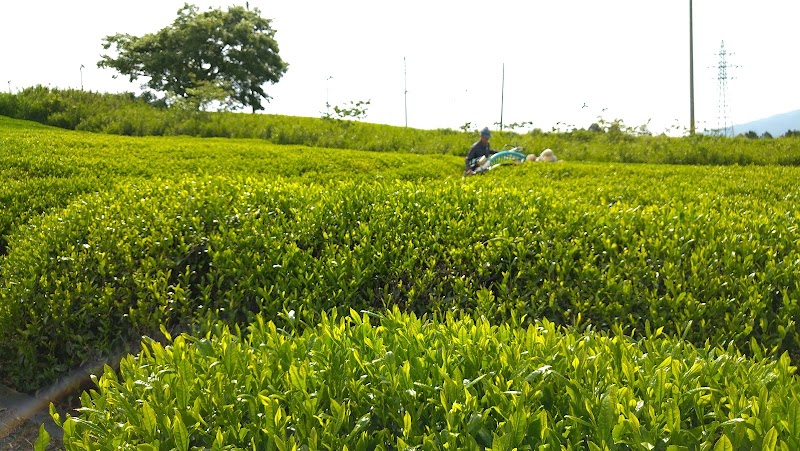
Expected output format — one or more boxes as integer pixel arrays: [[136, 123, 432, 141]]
[[3, 87, 800, 163], [1, 165, 799, 392], [0, 115, 462, 261], [52, 309, 800, 449]]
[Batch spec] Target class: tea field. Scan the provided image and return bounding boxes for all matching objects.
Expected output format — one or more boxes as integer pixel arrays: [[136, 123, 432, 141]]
[[1, 115, 800, 449]]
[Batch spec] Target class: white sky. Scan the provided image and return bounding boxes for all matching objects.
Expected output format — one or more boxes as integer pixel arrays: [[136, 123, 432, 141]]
[[1, 1, 798, 135]]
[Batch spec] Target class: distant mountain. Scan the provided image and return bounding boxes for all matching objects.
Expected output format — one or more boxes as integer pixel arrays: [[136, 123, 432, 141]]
[[731, 109, 800, 137]]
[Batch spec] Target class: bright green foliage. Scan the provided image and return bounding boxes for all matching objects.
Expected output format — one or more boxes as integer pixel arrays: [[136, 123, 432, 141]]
[[0, 114, 460, 257], [0, 118, 115, 255], [98, 4, 287, 112], [0, 87, 165, 132], [55, 309, 800, 449], [2, 164, 799, 391], [0, 114, 799, 446], [4, 89, 800, 163], [33, 424, 49, 451]]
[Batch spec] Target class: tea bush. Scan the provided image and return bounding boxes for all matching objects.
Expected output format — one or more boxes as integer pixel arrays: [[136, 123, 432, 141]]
[[53, 309, 800, 449], [0, 115, 461, 260], [3, 88, 800, 163], [1, 114, 799, 447], [2, 165, 799, 392]]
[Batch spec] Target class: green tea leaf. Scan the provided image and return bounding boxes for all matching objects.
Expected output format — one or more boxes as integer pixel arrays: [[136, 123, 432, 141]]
[[714, 434, 733, 451], [142, 400, 157, 436], [173, 413, 189, 451], [664, 398, 680, 433], [598, 389, 616, 442], [762, 426, 778, 451], [789, 399, 800, 436], [33, 424, 50, 451]]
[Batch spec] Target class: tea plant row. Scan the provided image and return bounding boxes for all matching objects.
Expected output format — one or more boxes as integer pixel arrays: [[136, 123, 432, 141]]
[[0, 115, 460, 257], [3, 88, 800, 164], [1, 168, 798, 393], [50, 309, 800, 450]]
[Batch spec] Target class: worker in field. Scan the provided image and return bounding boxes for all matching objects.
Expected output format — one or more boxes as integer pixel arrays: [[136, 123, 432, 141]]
[[464, 127, 498, 175]]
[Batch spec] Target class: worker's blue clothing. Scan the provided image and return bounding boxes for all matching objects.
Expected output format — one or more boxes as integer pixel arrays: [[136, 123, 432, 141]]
[[465, 140, 497, 169]]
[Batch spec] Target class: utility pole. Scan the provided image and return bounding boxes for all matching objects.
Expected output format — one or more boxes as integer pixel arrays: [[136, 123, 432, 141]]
[[80, 64, 85, 90], [404, 57, 408, 127], [326, 75, 333, 116], [689, 0, 695, 135], [500, 63, 505, 131]]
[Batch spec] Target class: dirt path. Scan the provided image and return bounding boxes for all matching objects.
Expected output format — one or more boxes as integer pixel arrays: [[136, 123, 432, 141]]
[[0, 384, 63, 450]]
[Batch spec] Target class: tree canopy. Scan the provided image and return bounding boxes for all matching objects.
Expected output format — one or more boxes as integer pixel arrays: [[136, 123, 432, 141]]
[[98, 3, 288, 112]]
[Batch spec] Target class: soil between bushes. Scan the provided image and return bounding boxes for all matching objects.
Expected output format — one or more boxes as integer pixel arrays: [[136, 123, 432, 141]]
[[0, 384, 64, 450]]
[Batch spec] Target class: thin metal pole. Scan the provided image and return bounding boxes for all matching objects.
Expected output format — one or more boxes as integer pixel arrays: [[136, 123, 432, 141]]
[[500, 63, 505, 131], [404, 57, 408, 127], [326, 75, 332, 115], [689, 0, 695, 135]]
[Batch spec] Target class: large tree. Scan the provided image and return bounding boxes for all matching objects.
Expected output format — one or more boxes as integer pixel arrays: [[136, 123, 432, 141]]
[[98, 3, 288, 112]]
